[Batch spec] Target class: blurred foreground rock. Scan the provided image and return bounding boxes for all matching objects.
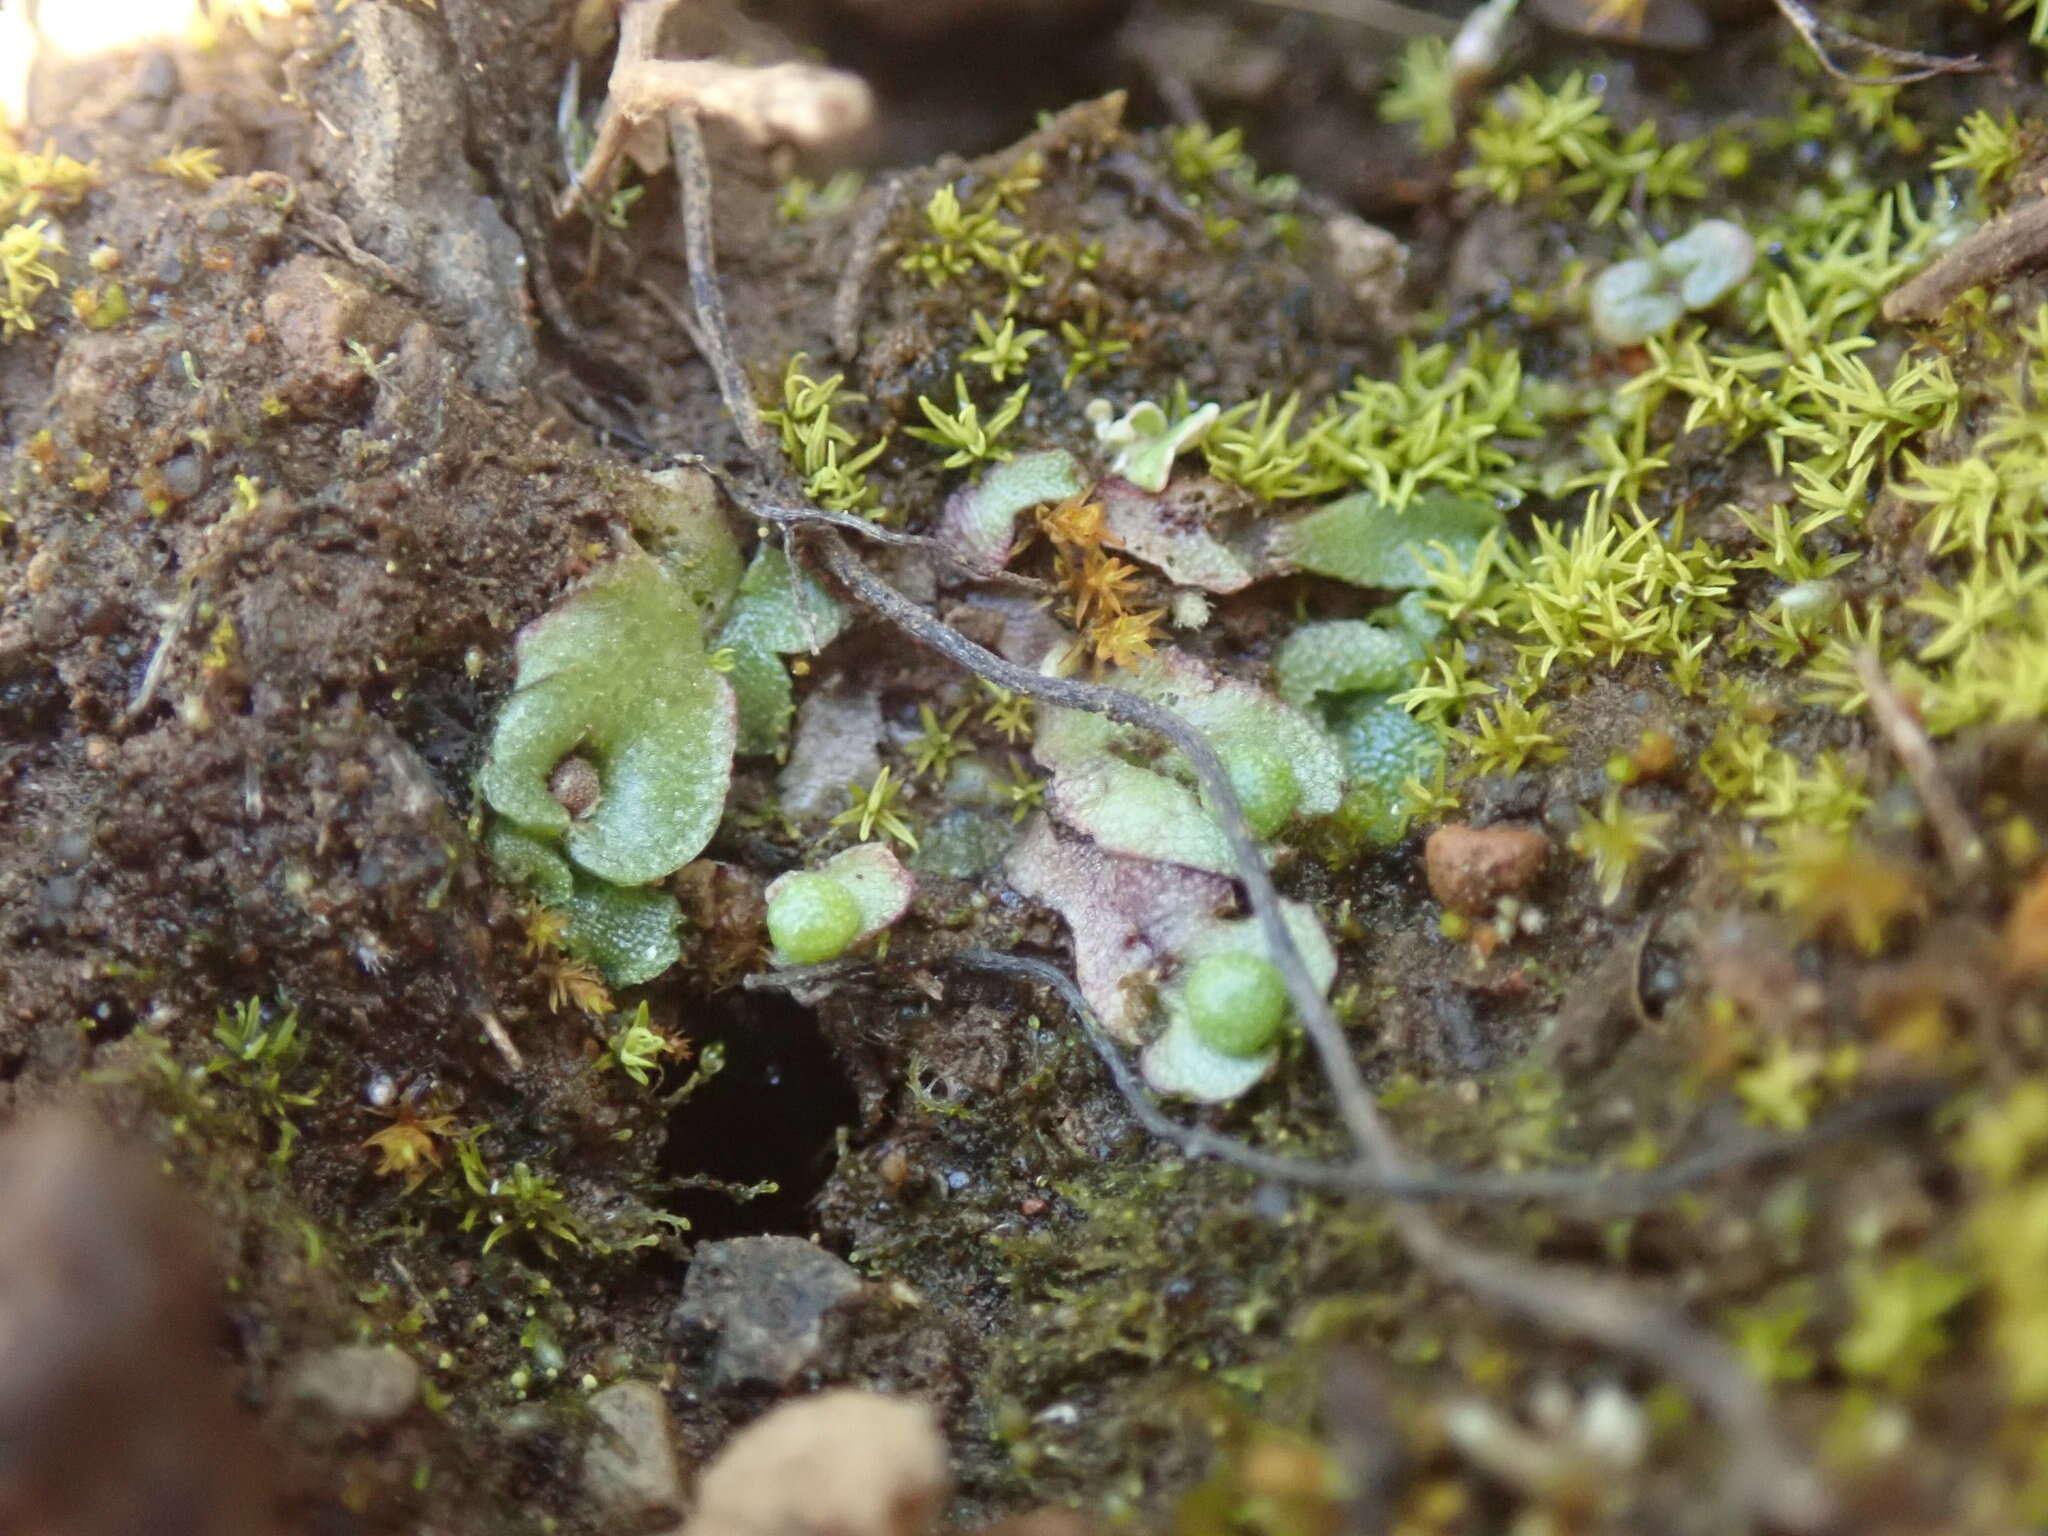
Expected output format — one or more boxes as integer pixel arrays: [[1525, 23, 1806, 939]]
[[683, 1389, 949, 1536], [0, 1108, 268, 1536]]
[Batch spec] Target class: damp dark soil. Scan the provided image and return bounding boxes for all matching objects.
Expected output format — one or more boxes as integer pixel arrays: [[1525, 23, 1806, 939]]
[[4, 2, 2048, 1535]]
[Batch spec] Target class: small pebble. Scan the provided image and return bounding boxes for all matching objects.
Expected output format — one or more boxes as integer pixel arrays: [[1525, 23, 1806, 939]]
[[1424, 823, 1549, 916], [286, 1343, 421, 1426], [581, 1380, 685, 1521], [159, 452, 203, 501], [670, 1236, 865, 1391]]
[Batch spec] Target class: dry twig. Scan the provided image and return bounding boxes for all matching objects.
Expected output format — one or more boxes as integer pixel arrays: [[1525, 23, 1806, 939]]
[[554, 0, 871, 222], [477, 1009, 524, 1072], [670, 111, 778, 463], [1884, 196, 2048, 323], [636, 275, 713, 358], [1768, 0, 1980, 84], [1854, 649, 1985, 878], [831, 174, 905, 361]]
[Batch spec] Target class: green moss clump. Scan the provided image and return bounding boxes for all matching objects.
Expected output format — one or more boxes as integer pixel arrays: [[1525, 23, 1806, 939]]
[[0, 218, 63, 338]]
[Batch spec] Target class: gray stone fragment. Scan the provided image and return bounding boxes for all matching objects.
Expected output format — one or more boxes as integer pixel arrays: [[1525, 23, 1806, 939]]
[[287, 1343, 421, 1426], [581, 1380, 686, 1522], [672, 1236, 865, 1390], [303, 3, 537, 395], [778, 683, 883, 819]]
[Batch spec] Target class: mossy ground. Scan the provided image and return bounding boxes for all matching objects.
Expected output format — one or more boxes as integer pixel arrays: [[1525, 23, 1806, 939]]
[[3, 2, 2048, 1532]]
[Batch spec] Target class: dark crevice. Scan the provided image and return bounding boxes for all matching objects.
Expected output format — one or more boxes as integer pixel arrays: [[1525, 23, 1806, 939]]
[[659, 989, 858, 1242]]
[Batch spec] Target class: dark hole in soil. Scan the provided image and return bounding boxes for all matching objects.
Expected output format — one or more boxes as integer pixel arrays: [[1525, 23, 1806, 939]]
[[658, 990, 857, 1241], [774, 3, 1131, 165], [388, 664, 491, 805], [83, 993, 141, 1045]]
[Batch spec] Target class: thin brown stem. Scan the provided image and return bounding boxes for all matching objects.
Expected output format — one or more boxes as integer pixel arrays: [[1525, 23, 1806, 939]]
[[1769, 0, 1980, 85], [637, 275, 714, 359], [831, 174, 905, 361], [670, 110, 777, 463], [1855, 648, 1984, 878], [1884, 197, 2048, 323], [956, 950, 1940, 1207]]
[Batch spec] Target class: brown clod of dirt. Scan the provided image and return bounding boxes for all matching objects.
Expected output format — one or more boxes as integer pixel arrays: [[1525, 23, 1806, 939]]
[[1424, 823, 1550, 916], [0, 1109, 268, 1536]]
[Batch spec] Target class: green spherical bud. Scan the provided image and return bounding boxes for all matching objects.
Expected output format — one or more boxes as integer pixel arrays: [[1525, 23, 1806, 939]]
[[1220, 743, 1301, 839], [1183, 952, 1289, 1057], [767, 872, 862, 964]]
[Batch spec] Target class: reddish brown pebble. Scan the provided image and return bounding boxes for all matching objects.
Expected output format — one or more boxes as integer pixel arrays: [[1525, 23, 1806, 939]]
[[1424, 823, 1549, 916], [1019, 1197, 1049, 1217], [1632, 729, 1679, 779], [0, 1111, 270, 1535], [877, 1148, 913, 1194], [2004, 865, 2048, 980]]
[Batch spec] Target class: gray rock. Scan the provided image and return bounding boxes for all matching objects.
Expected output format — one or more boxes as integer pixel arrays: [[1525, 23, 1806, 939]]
[[779, 683, 883, 819], [672, 1236, 865, 1391], [303, 3, 536, 395], [582, 1380, 686, 1522], [287, 1343, 421, 1426]]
